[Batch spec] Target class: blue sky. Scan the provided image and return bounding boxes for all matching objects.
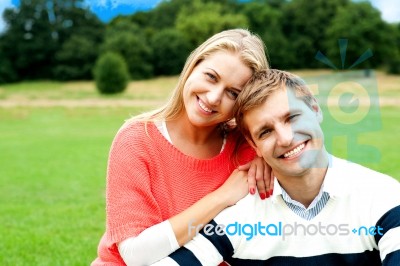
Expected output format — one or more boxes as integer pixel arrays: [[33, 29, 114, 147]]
[[0, 0, 399, 32]]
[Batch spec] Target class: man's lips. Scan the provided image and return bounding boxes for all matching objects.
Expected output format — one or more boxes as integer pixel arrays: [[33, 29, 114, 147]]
[[278, 141, 307, 159]]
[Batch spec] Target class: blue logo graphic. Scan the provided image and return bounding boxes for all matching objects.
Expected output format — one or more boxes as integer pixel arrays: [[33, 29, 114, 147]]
[[306, 39, 382, 163]]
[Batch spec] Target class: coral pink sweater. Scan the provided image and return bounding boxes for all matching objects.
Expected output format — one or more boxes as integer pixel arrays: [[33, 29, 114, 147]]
[[92, 121, 255, 265]]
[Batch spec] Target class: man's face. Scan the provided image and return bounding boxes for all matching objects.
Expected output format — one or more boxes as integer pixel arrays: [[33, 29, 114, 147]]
[[244, 87, 325, 178]]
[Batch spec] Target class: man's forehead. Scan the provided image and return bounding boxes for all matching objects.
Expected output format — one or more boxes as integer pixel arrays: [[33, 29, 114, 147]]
[[244, 88, 307, 123]]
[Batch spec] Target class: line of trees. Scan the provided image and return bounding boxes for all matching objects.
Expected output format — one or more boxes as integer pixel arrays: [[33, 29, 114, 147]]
[[0, 0, 399, 84]]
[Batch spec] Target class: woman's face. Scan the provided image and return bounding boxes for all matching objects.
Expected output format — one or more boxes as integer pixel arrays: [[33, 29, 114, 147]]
[[182, 51, 252, 129]]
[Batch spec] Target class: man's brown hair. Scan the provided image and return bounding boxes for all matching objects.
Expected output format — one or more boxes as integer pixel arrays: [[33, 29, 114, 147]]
[[233, 69, 315, 142]]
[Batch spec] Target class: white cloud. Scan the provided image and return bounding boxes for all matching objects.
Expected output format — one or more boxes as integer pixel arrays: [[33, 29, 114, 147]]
[[84, 0, 160, 9], [370, 0, 400, 23], [0, 0, 16, 33], [84, 0, 107, 8]]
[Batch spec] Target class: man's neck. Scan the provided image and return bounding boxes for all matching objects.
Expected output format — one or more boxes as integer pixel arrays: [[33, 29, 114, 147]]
[[276, 152, 329, 208]]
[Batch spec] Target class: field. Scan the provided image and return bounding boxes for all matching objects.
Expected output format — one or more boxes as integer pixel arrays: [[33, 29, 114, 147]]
[[0, 70, 399, 265]]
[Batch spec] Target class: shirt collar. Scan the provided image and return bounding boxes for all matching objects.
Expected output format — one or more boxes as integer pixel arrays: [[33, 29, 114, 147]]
[[280, 183, 327, 210]]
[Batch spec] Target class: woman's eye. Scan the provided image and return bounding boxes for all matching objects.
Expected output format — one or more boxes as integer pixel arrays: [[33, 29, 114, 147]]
[[205, 72, 217, 81], [228, 90, 239, 100]]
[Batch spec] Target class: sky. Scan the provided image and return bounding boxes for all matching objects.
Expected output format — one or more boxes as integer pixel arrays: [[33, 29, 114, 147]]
[[0, 0, 399, 33]]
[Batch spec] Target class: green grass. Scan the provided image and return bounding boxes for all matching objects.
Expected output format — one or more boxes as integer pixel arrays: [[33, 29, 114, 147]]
[[1, 105, 399, 265], [321, 106, 400, 179], [0, 107, 142, 265]]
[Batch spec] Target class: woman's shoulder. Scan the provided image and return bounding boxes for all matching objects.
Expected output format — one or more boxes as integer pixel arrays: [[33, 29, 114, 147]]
[[119, 118, 147, 132], [113, 119, 157, 146]]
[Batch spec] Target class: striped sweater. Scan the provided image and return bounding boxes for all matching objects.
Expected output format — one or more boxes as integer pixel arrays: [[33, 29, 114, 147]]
[[154, 156, 400, 265]]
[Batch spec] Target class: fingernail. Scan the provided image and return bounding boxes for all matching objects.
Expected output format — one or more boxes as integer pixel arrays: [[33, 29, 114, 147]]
[[260, 193, 266, 200], [266, 190, 270, 198], [250, 188, 255, 195], [270, 189, 274, 196]]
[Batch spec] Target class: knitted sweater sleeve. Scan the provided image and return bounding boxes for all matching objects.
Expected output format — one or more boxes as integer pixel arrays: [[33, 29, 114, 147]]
[[106, 122, 162, 243]]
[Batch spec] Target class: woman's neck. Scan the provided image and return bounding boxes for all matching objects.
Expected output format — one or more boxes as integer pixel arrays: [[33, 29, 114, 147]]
[[166, 115, 224, 158]]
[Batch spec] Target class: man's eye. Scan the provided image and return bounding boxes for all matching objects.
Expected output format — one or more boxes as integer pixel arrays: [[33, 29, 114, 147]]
[[259, 129, 271, 139]]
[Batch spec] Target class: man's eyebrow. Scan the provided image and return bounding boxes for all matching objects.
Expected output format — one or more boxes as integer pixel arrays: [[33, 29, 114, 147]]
[[250, 110, 295, 137]]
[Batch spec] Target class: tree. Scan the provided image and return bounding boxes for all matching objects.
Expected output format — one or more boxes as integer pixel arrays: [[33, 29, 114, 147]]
[[386, 24, 400, 74], [0, 0, 104, 81], [241, 1, 291, 68], [150, 29, 191, 75], [0, 41, 17, 83], [101, 20, 153, 79], [282, 0, 348, 68], [131, 0, 192, 30], [176, 0, 248, 47], [1, 0, 58, 79], [53, 35, 99, 80], [324, 2, 394, 70], [93, 52, 130, 94]]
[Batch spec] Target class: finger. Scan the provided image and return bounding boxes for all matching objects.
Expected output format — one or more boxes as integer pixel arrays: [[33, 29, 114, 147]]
[[256, 167, 267, 200], [237, 161, 251, 171], [269, 170, 275, 196], [263, 165, 270, 196], [262, 162, 272, 197], [247, 173, 256, 195], [257, 181, 267, 199], [247, 162, 257, 195]]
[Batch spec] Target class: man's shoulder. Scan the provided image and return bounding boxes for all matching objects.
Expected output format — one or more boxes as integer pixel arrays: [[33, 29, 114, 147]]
[[331, 156, 397, 184], [329, 156, 400, 207], [214, 193, 274, 227]]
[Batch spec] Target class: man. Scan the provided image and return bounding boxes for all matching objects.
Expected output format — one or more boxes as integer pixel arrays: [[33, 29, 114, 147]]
[[152, 69, 400, 265]]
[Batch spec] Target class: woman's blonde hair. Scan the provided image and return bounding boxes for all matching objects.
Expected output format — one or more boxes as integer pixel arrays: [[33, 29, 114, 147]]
[[132, 28, 269, 123]]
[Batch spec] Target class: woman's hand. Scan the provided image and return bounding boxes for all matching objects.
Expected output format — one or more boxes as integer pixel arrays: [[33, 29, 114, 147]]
[[214, 169, 249, 207], [238, 156, 274, 200]]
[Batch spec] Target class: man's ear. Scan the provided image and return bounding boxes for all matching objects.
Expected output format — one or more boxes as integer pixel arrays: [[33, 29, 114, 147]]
[[311, 98, 323, 123], [245, 135, 262, 158]]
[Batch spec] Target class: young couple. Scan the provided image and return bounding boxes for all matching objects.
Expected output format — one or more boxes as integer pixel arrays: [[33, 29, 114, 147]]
[[92, 29, 400, 265]]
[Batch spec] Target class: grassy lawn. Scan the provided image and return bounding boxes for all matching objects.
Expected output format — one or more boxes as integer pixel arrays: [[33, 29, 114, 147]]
[[0, 107, 141, 265], [0, 71, 399, 265], [0, 76, 177, 101]]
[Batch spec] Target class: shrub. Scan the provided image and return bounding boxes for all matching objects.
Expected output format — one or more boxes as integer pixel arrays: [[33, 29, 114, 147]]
[[93, 52, 130, 94]]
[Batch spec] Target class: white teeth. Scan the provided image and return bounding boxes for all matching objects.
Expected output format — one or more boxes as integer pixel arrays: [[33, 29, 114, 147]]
[[283, 143, 305, 158], [198, 99, 213, 113]]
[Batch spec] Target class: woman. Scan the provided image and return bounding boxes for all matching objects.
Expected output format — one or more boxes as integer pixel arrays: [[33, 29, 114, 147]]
[[92, 29, 272, 266]]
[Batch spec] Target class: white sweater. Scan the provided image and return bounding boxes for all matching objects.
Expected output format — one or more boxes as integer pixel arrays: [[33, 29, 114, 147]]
[[153, 156, 400, 265]]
